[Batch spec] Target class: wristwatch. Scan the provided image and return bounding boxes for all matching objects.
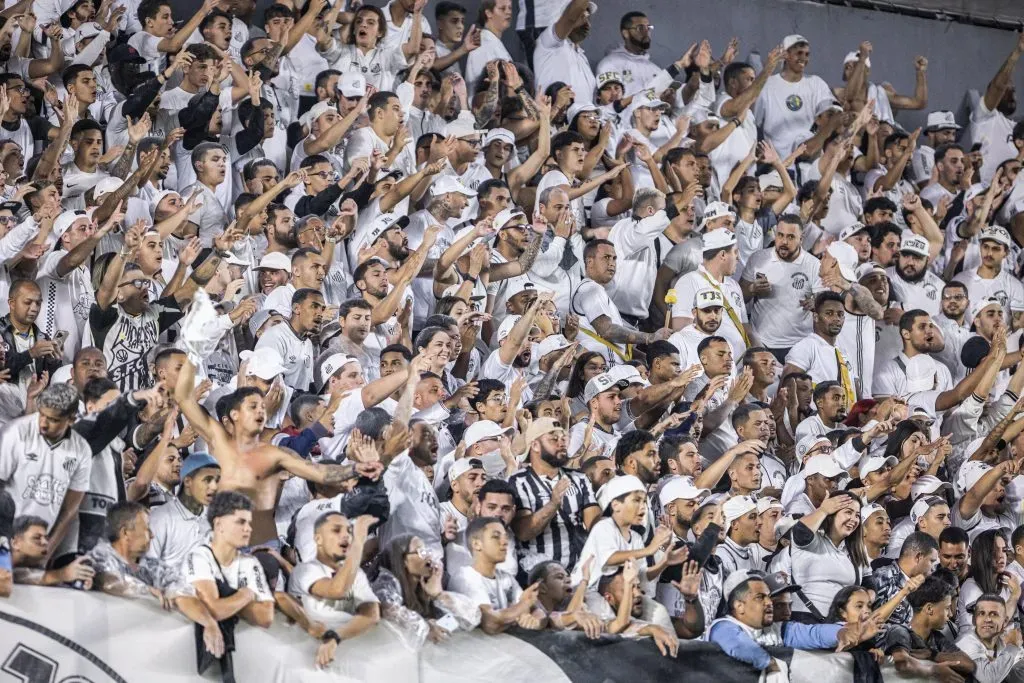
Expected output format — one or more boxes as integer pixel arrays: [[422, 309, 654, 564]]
[[321, 629, 341, 644]]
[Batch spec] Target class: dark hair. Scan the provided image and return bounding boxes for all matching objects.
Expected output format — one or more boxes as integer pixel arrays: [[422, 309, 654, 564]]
[[466, 516, 504, 548], [414, 326, 449, 353], [883, 419, 926, 460], [106, 501, 147, 542], [468, 378, 505, 411], [62, 64, 94, 89], [970, 529, 1008, 595], [658, 434, 696, 469], [313, 510, 345, 535], [477, 478, 516, 503], [8, 278, 39, 300], [696, 335, 728, 358], [942, 281, 968, 295], [352, 256, 386, 283], [292, 287, 324, 308], [900, 531, 939, 560], [907, 575, 952, 612], [566, 352, 603, 398], [217, 386, 264, 421], [353, 407, 391, 440], [477, 178, 510, 201], [940, 526, 970, 548], [300, 153, 331, 170], [263, 3, 294, 25], [613, 430, 656, 469], [864, 196, 897, 215], [899, 309, 929, 335], [185, 43, 218, 62], [367, 90, 397, 120], [137, 0, 169, 27], [377, 534, 432, 616], [722, 61, 754, 89], [190, 141, 226, 173], [13, 514, 51, 537], [207, 490, 253, 524], [731, 402, 765, 430], [200, 8, 231, 33], [435, 1, 466, 19], [973, 593, 1007, 616], [551, 131, 585, 154], [82, 377, 118, 404], [339, 298, 373, 319], [380, 344, 413, 361], [647, 341, 678, 366], [288, 393, 323, 428], [71, 119, 103, 140], [869, 221, 902, 248], [527, 560, 563, 586], [812, 380, 842, 404], [933, 143, 963, 164], [423, 314, 457, 330], [822, 490, 860, 538], [814, 290, 845, 312], [826, 585, 871, 622], [583, 238, 614, 263]]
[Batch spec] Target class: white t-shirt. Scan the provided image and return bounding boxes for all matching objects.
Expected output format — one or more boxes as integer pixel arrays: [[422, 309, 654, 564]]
[[288, 559, 379, 627], [254, 323, 315, 391], [184, 546, 275, 601], [291, 494, 349, 563], [970, 97, 1017, 183], [570, 516, 646, 590], [144, 496, 211, 573], [755, 73, 834, 158], [570, 278, 628, 364], [885, 266, 944, 318], [0, 414, 92, 528], [449, 565, 522, 610], [741, 247, 820, 348], [36, 250, 95, 362], [785, 333, 857, 389], [567, 420, 619, 460], [954, 267, 1024, 325], [127, 30, 164, 75], [380, 451, 443, 554], [534, 25, 596, 105]]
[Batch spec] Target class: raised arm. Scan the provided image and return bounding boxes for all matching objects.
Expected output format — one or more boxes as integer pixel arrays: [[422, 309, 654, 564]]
[[553, 0, 589, 41], [886, 57, 928, 110], [498, 294, 548, 365], [379, 160, 443, 214], [157, 0, 217, 54], [720, 46, 784, 119], [984, 34, 1024, 112]]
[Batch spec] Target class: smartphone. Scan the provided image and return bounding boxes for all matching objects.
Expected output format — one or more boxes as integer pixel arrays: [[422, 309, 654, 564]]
[[435, 614, 459, 633]]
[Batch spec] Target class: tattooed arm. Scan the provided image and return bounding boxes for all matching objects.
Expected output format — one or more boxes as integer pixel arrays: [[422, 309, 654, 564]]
[[845, 283, 884, 320]]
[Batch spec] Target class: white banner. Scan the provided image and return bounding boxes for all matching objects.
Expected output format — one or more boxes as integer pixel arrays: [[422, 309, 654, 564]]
[[0, 587, 929, 682]]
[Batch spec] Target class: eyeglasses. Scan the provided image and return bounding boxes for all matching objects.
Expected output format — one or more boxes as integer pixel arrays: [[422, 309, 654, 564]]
[[461, 138, 482, 148], [0, 216, 15, 225], [485, 395, 507, 404], [118, 279, 149, 289], [941, 293, 967, 301], [629, 24, 653, 32], [7, 86, 28, 94], [309, 171, 334, 179]]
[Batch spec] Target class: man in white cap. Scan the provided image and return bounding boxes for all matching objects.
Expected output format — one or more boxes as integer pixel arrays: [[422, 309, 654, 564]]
[[954, 226, 1024, 328], [885, 494, 951, 560], [783, 451, 844, 516], [886, 233, 945, 317], [435, 419, 515, 491], [36, 209, 118, 362], [715, 495, 761, 574], [784, 291, 857, 403], [741, 214, 819, 363], [911, 111, 961, 186], [260, 247, 330, 318], [754, 34, 834, 159], [621, 94, 678, 189], [253, 251, 292, 298], [441, 457, 487, 539], [671, 228, 754, 356], [476, 125, 551, 205], [534, 0, 597, 105], [567, 372, 630, 461], [972, 34, 1024, 182], [668, 287, 736, 371], [873, 309, 951, 399]]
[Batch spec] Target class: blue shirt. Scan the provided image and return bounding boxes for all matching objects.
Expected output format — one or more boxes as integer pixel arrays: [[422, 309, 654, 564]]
[[709, 619, 843, 670]]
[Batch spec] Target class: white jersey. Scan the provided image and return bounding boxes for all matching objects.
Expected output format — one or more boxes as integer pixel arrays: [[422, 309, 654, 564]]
[[0, 414, 92, 528], [885, 266, 944, 317], [35, 250, 95, 362], [380, 451, 443, 555], [741, 248, 820, 348], [288, 559, 379, 627], [755, 73, 834, 158], [184, 545, 275, 600], [672, 266, 749, 358], [254, 323, 315, 392], [144, 497, 211, 573], [970, 97, 1017, 183], [954, 267, 1024, 326]]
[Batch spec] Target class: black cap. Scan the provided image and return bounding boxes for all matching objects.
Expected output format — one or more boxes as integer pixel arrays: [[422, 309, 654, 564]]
[[764, 571, 801, 597], [960, 335, 991, 370], [107, 43, 146, 64]]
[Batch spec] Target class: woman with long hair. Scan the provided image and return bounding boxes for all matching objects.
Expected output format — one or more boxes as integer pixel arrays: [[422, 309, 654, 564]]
[[788, 491, 862, 623], [847, 503, 892, 573], [957, 529, 1020, 633], [372, 534, 480, 646], [566, 351, 607, 418]]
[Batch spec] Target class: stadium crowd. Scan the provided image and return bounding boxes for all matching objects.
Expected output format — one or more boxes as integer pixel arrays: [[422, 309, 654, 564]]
[[1, 0, 1024, 679]]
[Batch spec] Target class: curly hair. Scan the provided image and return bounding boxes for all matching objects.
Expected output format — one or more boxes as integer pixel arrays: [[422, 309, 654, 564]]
[[36, 383, 80, 419]]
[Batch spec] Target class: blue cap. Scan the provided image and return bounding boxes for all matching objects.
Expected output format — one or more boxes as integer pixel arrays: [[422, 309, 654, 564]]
[[180, 453, 220, 480]]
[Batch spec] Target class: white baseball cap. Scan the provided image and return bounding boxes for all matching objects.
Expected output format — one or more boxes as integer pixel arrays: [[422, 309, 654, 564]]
[[364, 213, 410, 246], [93, 176, 124, 199], [979, 225, 1012, 249], [597, 71, 625, 89], [239, 347, 287, 381], [567, 101, 601, 123], [694, 287, 725, 309], [583, 372, 629, 403], [826, 241, 859, 282], [782, 34, 810, 50], [534, 334, 572, 360], [843, 51, 871, 68], [969, 296, 1002, 321], [316, 353, 359, 391], [796, 435, 832, 461], [860, 503, 886, 522], [839, 221, 869, 242], [856, 261, 886, 281], [494, 208, 527, 231], [925, 111, 960, 131], [53, 210, 90, 240], [444, 117, 482, 140], [957, 461, 992, 496], [483, 128, 516, 147], [911, 474, 953, 499], [702, 227, 737, 253], [659, 477, 710, 508], [504, 278, 537, 302], [496, 315, 522, 343], [430, 175, 477, 197], [597, 474, 645, 512], [449, 457, 486, 482], [899, 234, 930, 258], [910, 495, 947, 524], [723, 569, 769, 604], [699, 201, 735, 230], [606, 364, 649, 388], [255, 252, 292, 273], [299, 100, 336, 128], [757, 497, 783, 515], [338, 72, 366, 98], [723, 495, 758, 529], [905, 354, 937, 394], [464, 419, 514, 447], [802, 454, 844, 479], [861, 455, 897, 477]]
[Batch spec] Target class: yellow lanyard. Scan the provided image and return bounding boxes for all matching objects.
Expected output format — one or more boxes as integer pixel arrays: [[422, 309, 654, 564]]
[[699, 272, 750, 346]]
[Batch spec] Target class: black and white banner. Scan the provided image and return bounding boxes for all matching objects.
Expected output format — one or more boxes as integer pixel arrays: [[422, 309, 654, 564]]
[[0, 588, 928, 682]]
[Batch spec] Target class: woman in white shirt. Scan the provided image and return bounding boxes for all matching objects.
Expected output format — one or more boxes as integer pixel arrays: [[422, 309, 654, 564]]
[[957, 529, 1018, 634], [788, 491, 862, 623], [319, 5, 421, 92]]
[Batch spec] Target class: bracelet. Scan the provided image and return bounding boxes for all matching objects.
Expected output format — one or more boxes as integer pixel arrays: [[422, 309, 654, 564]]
[[321, 629, 341, 644], [730, 118, 741, 128], [683, 595, 700, 603]]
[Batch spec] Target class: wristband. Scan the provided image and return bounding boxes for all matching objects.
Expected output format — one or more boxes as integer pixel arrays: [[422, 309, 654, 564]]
[[730, 118, 741, 128], [321, 629, 341, 644]]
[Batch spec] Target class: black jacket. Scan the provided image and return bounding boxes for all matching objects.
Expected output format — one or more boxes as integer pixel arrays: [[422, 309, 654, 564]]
[[0, 315, 62, 381]]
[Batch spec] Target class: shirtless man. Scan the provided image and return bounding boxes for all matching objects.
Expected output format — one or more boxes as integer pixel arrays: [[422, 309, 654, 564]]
[[174, 358, 381, 546]]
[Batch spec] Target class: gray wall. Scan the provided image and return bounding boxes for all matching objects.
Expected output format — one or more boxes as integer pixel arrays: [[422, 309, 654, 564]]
[[459, 0, 1024, 133]]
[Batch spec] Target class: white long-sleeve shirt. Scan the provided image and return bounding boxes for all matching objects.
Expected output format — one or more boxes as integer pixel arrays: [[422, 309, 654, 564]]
[[606, 211, 671, 318]]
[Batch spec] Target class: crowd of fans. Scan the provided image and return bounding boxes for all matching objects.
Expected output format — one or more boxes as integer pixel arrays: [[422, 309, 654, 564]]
[[1, 0, 1024, 678]]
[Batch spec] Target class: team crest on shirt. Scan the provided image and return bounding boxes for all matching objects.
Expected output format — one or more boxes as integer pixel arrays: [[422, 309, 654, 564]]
[[791, 273, 808, 290], [786, 95, 803, 112], [63, 457, 77, 474], [995, 290, 1009, 309], [924, 283, 938, 300]]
